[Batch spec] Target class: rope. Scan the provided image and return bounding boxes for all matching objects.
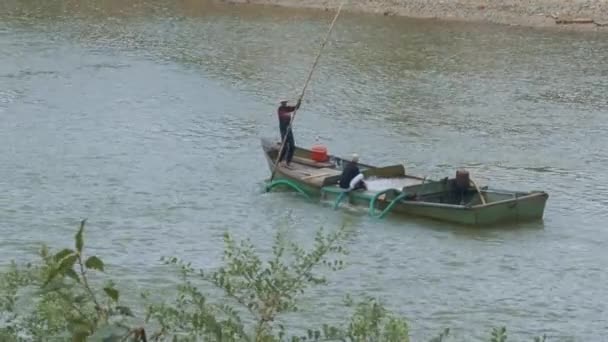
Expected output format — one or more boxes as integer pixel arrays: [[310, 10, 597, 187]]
[[265, 179, 312, 202], [269, 0, 348, 182], [368, 189, 408, 219]]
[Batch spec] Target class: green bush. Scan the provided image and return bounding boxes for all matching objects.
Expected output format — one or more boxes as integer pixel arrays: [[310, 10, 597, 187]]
[[0, 220, 547, 342]]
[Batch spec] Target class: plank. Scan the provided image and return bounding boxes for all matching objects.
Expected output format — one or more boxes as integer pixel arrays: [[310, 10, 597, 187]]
[[292, 155, 335, 168]]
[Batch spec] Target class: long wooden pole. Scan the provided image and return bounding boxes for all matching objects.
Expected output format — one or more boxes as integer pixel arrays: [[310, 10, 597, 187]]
[[469, 178, 487, 205], [269, 0, 347, 182]]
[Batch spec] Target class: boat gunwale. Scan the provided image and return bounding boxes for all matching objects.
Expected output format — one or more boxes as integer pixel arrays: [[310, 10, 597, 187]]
[[389, 189, 549, 210], [321, 187, 549, 210], [469, 190, 549, 209]]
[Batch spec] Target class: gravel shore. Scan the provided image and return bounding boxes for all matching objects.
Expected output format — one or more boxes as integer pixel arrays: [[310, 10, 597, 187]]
[[223, 0, 608, 31]]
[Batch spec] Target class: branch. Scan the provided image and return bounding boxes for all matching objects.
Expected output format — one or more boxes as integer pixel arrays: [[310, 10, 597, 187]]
[[76, 253, 101, 314], [200, 268, 261, 320], [54, 289, 91, 321]]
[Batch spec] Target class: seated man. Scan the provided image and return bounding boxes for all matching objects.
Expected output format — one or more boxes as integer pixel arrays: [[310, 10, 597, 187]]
[[339, 154, 367, 191]]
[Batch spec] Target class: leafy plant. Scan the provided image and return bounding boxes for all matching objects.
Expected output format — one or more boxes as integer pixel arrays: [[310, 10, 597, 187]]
[[490, 327, 508, 342], [145, 225, 350, 341], [0, 219, 139, 341], [1, 220, 552, 342]]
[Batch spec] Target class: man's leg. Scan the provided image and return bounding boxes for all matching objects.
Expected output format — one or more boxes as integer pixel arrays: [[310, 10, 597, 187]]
[[278, 125, 287, 163], [349, 174, 365, 190], [355, 180, 367, 191], [286, 129, 295, 165]]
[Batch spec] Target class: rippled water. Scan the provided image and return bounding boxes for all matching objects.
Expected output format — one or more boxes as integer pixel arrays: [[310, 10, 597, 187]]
[[1, 0, 608, 340]]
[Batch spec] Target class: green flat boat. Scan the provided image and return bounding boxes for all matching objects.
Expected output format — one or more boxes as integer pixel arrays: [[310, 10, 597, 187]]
[[261, 138, 549, 226]]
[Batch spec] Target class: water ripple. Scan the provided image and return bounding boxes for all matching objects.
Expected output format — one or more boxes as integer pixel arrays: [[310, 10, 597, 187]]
[[1, 2, 608, 341]]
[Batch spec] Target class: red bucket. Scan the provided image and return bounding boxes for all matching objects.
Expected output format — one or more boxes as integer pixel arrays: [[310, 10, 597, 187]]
[[310, 144, 328, 162]]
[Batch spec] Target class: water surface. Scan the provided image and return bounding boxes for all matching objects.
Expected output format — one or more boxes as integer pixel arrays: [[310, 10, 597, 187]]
[[1, 1, 607, 340]]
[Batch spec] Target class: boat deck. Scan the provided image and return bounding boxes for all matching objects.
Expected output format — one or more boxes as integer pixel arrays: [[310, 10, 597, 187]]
[[364, 177, 425, 192], [355, 177, 427, 199], [286, 159, 426, 190], [321, 176, 427, 199], [285, 162, 342, 187]]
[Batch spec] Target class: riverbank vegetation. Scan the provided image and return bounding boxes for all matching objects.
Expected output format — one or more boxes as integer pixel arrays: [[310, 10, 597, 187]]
[[1, 220, 547, 341]]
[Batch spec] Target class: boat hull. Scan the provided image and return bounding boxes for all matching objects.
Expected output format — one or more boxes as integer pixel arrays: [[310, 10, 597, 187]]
[[261, 138, 549, 226], [320, 187, 548, 226], [263, 157, 325, 196]]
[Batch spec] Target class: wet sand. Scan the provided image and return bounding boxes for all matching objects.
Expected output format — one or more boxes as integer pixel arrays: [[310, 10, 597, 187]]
[[222, 0, 608, 31]]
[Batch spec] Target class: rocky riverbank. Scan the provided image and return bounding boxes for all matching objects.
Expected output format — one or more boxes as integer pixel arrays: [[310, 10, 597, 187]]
[[223, 0, 608, 31]]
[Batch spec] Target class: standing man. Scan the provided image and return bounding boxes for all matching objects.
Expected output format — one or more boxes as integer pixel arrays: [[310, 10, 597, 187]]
[[277, 98, 301, 168]]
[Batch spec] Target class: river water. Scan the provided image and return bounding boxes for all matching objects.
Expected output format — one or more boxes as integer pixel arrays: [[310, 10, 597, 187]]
[[1, 1, 607, 340]]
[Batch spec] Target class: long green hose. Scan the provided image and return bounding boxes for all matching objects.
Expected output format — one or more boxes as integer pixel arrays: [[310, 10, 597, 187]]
[[266, 179, 408, 218], [369, 189, 408, 219], [265, 179, 312, 202]]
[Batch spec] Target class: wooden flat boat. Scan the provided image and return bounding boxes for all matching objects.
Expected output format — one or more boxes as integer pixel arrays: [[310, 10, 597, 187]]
[[261, 138, 549, 226]]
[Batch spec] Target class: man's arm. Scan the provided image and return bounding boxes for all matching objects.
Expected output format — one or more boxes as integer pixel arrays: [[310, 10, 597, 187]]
[[284, 99, 302, 113]]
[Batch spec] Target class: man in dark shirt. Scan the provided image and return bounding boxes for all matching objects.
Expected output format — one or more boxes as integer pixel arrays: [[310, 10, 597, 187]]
[[277, 98, 301, 167], [339, 154, 367, 191]]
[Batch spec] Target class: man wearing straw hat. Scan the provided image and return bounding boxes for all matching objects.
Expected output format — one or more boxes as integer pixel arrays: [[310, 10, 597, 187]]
[[276, 98, 301, 168]]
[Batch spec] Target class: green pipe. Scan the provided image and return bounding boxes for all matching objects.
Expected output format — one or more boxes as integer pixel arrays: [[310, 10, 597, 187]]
[[333, 191, 349, 210], [265, 179, 312, 202], [369, 189, 407, 219]]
